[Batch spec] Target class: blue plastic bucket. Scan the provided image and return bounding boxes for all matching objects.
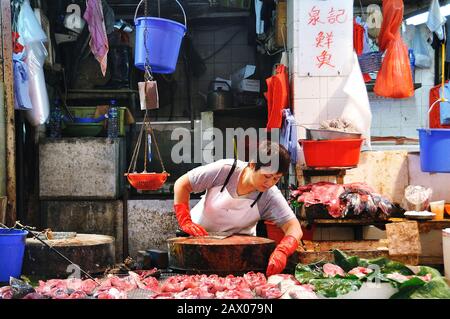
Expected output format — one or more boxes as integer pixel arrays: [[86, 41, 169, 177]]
[[0, 229, 28, 282], [418, 128, 450, 172], [134, 0, 187, 74]]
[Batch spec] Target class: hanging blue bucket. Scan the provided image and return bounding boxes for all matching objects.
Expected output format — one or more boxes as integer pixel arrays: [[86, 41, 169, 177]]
[[134, 0, 187, 74], [418, 128, 450, 173], [0, 229, 28, 282]]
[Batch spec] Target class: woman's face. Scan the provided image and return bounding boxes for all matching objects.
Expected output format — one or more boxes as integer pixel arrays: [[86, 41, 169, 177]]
[[249, 164, 283, 192]]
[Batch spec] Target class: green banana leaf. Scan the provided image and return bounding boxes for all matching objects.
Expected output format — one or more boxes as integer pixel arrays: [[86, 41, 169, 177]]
[[309, 278, 362, 298]]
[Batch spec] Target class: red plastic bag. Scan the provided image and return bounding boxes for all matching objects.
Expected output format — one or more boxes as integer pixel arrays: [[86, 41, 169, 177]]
[[374, 36, 414, 98], [378, 0, 404, 51]]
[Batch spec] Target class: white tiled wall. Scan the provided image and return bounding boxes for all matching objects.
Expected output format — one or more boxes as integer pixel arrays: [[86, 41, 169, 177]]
[[287, 0, 436, 139], [369, 60, 435, 138]]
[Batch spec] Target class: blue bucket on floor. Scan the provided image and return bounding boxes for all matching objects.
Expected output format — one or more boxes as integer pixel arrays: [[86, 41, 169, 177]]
[[418, 128, 450, 172], [0, 229, 28, 282], [134, 0, 187, 73]]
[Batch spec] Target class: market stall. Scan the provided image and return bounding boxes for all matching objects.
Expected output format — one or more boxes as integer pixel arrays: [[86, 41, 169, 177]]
[[1, 0, 450, 301]]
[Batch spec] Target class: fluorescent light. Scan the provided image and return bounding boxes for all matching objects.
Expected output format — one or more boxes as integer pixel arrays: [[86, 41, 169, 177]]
[[406, 4, 450, 25]]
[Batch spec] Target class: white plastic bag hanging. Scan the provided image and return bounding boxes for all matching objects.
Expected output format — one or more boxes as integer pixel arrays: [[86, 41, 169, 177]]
[[413, 25, 432, 69], [427, 0, 446, 41], [16, 0, 47, 45], [24, 42, 49, 126], [342, 52, 372, 149]]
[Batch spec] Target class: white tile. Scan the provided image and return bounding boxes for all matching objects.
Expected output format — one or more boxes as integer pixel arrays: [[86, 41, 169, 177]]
[[376, 105, 399, 129], [414, 68, 423, 83], [401, 126, 419, 138], [401, 96, 419, 108], [420, 104, 430, 127], [421, 85, 433, 108], [371, 106, 381, 128], [379, 127, 402, 136], [292, 76, 321, 99], [325, 98, 348, 120], [327, 76, 347, 99], [319, 77, 328, 98], [293, 98, 321, 124], [371, 127, 382, 136], [401, 105, 420, 126], [421, 68, 435, 86]]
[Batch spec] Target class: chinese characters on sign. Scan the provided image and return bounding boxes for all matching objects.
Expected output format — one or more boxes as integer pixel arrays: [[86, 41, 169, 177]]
[[298, 0, 353, 77]]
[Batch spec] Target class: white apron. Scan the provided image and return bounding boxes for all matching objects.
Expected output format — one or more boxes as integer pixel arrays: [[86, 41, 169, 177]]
[[190, 184, 261, 236]]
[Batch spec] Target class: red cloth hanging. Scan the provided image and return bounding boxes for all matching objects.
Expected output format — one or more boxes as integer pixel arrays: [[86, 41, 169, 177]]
[[353, 19, 372, 83], [12, 32, 24, 54], [265, 64, 290, 130], [429, 83, 450, 129], [353, 19, 364, 55]]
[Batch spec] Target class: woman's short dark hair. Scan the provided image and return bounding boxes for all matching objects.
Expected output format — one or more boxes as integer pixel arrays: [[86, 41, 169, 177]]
[[251, 140, 291, 175]]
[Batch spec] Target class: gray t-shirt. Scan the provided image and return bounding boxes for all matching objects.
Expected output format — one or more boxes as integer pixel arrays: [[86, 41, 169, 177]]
[[187, 159, 296, 228]]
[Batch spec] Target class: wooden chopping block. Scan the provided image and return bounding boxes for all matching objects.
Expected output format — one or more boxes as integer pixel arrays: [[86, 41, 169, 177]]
[[385, 221, 421, 264], [167, 235, 276, 276], [22, 234, 115, 279]]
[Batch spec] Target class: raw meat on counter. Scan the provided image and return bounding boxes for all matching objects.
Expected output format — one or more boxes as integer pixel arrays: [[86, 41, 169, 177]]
[[267, 274, 318, 299], [0, 271, 319, 299], [290, 182, 393, 219]]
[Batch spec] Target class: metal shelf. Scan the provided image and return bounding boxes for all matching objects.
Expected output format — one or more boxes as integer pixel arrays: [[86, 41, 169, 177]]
[[366, 82, 422, 92]]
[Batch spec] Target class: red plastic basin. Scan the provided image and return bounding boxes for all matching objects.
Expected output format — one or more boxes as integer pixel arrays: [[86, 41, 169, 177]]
[[299, 138, 364, 168]]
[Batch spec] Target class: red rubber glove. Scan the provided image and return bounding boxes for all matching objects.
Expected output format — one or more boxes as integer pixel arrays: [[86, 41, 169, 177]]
[[266, 235, 299, 277], [174, 203, 208, 237]]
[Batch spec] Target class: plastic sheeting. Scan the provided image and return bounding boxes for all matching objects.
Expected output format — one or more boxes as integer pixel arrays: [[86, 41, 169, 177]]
[[16, 0, 46, 45], [16, 0, 49, 126], [342, 52, 372, 149], [427, 0, 446, 41], [24, 42, 49, 126]]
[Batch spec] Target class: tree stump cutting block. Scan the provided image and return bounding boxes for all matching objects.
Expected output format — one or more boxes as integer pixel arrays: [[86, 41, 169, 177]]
[[22, 234, 115, 279], [167, 235, 276, 276]]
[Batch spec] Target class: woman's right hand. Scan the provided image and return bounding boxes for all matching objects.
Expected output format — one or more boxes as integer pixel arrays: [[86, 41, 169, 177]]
[[174, 203, 208, 237]]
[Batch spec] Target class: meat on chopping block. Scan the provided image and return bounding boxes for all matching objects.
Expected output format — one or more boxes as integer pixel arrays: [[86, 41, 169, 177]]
[[167, 235, 277, 276]]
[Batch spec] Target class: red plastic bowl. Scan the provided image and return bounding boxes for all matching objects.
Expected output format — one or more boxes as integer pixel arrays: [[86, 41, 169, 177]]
[[125, 172, 169, 191], [299, 138, 364, 168]]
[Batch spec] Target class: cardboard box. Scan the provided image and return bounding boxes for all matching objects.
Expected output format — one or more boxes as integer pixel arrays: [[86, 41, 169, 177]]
[[231, 65, 260, 93]]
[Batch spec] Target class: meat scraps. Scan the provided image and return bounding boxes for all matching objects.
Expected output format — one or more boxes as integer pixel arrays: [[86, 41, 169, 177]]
[[2, 271, 317, 299], [323, 263, 345, 277], [291, 182, 393, 219]]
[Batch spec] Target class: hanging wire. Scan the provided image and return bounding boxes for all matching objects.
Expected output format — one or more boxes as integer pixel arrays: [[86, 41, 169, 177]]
[[146, 117, 166, 172], [143, 0, 154, 82], [127, 110, 166, 174], [144, 116, 149, 173], [128, 110, 146, 173]]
